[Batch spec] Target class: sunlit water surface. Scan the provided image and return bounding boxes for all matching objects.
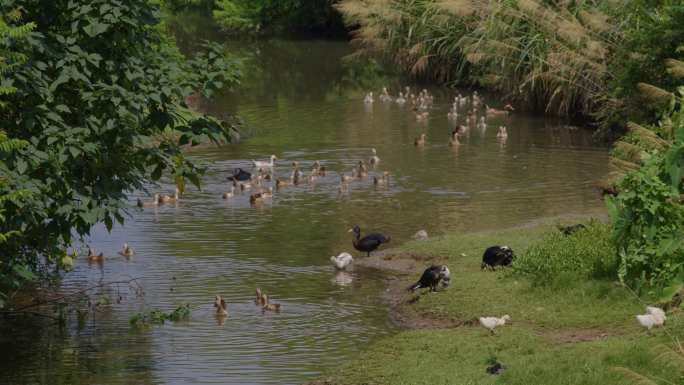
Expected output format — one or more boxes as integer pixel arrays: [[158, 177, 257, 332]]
[[0, 25, 608, 385]]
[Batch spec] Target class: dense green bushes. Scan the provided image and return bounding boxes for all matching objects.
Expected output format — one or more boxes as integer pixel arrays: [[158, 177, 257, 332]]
[[512, 222, 616, 287], [0, 0, 240, 306], [607, 119, 684, 289], [158, 0, 347, 36]]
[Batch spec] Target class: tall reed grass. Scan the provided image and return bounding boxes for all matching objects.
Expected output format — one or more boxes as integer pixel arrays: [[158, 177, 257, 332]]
[[336, 0, 622, 117]]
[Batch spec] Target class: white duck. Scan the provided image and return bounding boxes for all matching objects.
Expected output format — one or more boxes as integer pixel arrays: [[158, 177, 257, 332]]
[[636, 306, 666, 331], [396, 92, 406, 104], [364, 92, 374, 104], [253, 155, 277, 168], [479, 315, 510, 334], [646, 306, 666, 321], [369, 148, 380, 166], [330, 252, 354, 270]]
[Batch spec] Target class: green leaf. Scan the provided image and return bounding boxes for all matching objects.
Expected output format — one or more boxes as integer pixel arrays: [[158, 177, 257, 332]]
[[83, 22, 109, 37]]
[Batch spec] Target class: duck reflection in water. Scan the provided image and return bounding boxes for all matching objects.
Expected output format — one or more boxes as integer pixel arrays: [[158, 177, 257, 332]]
[[332, 271, 354, 287]]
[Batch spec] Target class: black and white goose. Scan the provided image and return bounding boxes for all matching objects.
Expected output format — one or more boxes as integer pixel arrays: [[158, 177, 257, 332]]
[[408, 265, 451, 292], [481, 246, 515, 270]]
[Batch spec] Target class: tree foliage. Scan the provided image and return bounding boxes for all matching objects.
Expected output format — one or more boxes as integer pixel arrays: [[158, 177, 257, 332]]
[[0, 0, 240, 306], [159, 0, 346, 36]]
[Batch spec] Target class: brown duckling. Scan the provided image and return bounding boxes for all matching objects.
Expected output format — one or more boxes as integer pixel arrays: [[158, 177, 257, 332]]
[[255, 288, 264, 305], [87, 246, 104, 263], [275, 178, 290, 189], [214, 295, 228, 316], [485, 104, 511, 116], [318, 165, 327, 176], [137, 193, 160, 208], [118, 242, 134, 258], [261, 294, 281, 312], [222, 186, 235, 199], [414, 133, 426, 146], [449, 132, 461, 146], [159, 187, 180, 204], [341, 169, 356, 182], [356, 161, 368, 178], [249, 192, 264, 205], [373, 171, 390, 186]]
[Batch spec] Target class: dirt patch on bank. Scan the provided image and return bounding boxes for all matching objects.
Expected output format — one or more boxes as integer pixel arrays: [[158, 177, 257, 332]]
[[356, 250, 442, 274], [360, 251, 467, 329], [539, 327, 614, 343]]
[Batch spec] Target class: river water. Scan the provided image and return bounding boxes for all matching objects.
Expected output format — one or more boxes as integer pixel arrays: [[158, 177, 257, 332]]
[[0, 27, 609, 385]]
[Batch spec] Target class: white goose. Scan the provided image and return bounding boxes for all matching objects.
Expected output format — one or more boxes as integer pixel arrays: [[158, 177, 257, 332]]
[[253, 155, 277, 168], [479, 315, 510, 334], [330, 252, 354, 270]]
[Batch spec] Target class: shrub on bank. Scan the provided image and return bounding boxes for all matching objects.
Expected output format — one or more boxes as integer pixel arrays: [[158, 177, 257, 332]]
[[512, 222, 617, 287]]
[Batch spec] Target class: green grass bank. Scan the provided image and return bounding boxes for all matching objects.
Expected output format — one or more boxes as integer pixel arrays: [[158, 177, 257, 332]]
[[310, 218, 684, 385]]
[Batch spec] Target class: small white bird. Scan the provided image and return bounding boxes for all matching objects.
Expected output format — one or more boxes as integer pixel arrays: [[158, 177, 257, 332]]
[[364, 92, 374, 104], [330, 252, 354, 270], [396, 92, 406, 104], [646, 306, 666, 320], [479, 315, 510, 334], [636, 314, 659, 330], [253, 155, 277, 168]]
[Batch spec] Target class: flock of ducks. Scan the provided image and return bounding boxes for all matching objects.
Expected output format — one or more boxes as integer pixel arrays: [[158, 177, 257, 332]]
[[364, 86, 513, 149], [90, 90, 670, 336]]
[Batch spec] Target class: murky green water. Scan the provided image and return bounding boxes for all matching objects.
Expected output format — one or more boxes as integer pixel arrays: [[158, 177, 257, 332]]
[[0, 26, 609, 385]]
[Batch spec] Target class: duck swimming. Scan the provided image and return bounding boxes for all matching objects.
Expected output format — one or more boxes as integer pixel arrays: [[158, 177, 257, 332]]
[[253, 155, 277, 169], [228, 168, 252, 182], [373, 171, 390, 186], [255, 288, 265, 305], [137, 193, 160, 208], [414, 133, 426, 146], [159, 187, 180, 204], [349, 225, 391, 256], [214, 295, 228, 316], [379, 87, 392, 102], [261, 294, 282, 312], [496, 126, 508, 139], [369, 148, 380, 166], [290, 161, 303, 183], [118, 242, 134, 258], [364, 92, 374, 104], [449, 132, 461, 147], [486, 104, 513, 116], [87, 246, 104, 263], [356, 161, 368, 178], [222, 186, 235, 199]]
